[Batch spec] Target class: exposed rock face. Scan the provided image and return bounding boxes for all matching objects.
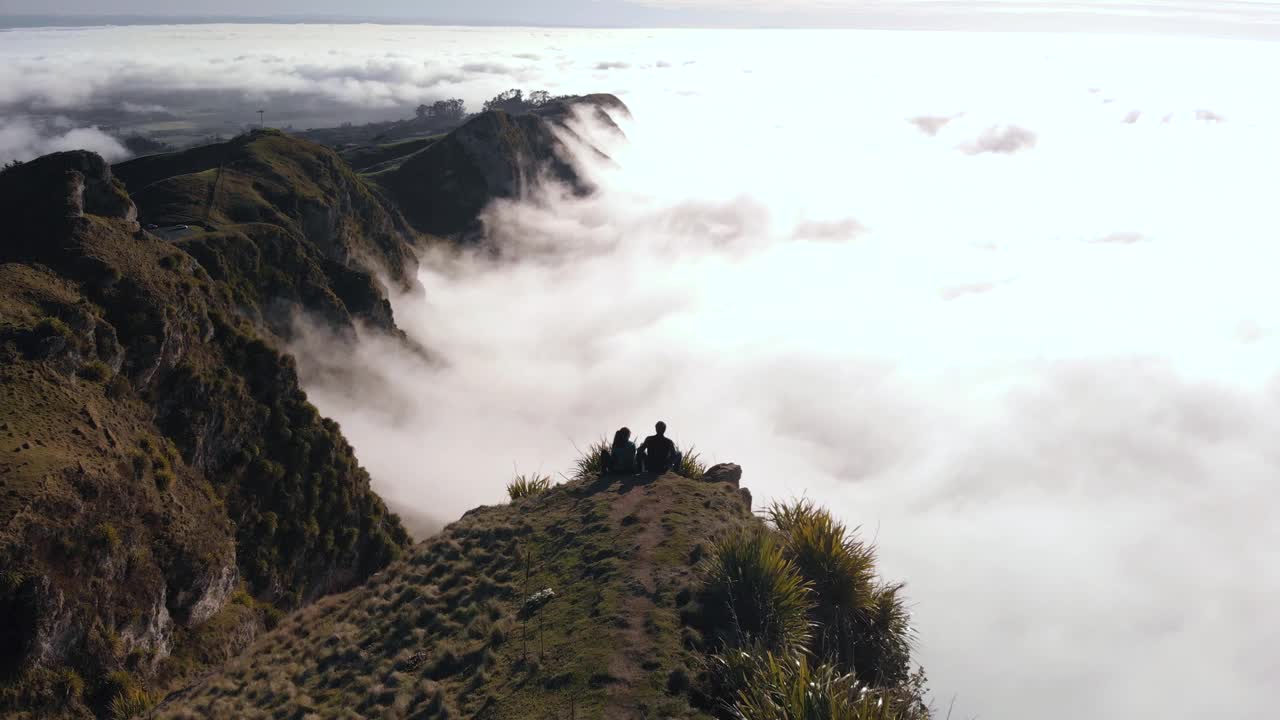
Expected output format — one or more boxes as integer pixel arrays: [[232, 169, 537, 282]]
[[703, 463, 743, 488], [0, 150, 138, 265], [379, 94, 629, 240]]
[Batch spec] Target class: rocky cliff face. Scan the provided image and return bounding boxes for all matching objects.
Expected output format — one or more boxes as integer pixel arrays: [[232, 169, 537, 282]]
[[0, 151, 408, 719], [378, 94, 629, 240]]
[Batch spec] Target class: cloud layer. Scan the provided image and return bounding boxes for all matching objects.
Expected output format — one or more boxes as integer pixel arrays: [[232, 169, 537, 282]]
[[4, 23, 1277, 720], [286, 28, 1280, 717], [0, 116, 129, 164]]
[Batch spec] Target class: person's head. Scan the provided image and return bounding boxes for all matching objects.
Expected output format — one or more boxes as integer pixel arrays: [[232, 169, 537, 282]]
[[613, 427, 631, 446], [655, 421, 667, 436]]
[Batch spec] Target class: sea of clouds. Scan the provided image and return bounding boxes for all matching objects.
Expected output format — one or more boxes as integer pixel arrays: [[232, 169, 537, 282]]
[[4, 22, 1278, 720], [293, 29, 1280, 720]]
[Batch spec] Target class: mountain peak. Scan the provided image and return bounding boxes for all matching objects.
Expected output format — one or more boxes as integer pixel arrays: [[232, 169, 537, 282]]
[[379, 95, 629, 241]]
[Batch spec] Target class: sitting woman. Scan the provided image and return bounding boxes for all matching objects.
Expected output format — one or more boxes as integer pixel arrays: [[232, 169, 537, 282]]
[[606, 427, 637, 474]]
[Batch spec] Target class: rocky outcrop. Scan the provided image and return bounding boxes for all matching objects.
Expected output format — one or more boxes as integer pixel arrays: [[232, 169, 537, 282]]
[[702, 463, 750, 510], [0, 151, 138, 265], [703, 463, 743, 488]]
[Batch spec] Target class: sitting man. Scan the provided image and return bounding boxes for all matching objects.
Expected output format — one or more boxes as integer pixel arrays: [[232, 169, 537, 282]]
[[606, 427, 636, 474], [637, 421, 677, 474]]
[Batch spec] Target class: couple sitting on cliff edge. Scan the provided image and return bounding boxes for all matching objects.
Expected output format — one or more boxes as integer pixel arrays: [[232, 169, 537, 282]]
[[604, 421, 678, 475]]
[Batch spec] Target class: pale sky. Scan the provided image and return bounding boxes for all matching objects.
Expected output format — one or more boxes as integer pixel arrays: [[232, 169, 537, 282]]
[[2, 0, 1279, 33]]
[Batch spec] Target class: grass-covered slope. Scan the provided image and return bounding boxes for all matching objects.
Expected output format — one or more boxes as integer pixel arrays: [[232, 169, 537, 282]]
[[158, 472, 755, 719], [0, 151, 408, 719], [339, 137, 441, 174], [156, 462, 929, 720], [114, 130, 421, 338]]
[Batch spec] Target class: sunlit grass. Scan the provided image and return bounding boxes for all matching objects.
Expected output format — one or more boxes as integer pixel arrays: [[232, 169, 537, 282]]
[[766, 499, 913, 685], [674, 444, 706, 480], [571, 438, 611, 481], [109, 687, 155, 720], [721, 649, 924, 720], [767, 499, 877, 612], [699, 527, 813, 653], [506, 474, 552, 501]]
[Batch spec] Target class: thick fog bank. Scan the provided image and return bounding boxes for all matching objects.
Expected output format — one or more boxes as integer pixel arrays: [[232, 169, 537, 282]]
[[281, 29, 1280, 720]]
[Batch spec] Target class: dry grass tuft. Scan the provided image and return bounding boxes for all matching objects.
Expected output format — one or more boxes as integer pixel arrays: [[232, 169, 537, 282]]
[[507, 474, 553, 501]]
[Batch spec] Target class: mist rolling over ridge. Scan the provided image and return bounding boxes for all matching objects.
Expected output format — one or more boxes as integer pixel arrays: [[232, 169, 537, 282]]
[[1, 15, 1278, 720]]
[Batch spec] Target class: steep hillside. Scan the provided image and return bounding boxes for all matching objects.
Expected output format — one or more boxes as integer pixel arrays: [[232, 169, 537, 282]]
[[0, 152, 408, 719], [377, 95, 628, 240], [156, 464, 928, 720], [158, 471, 756, 719], [114, 129, 421, 339], [339, 137, 442, 174]]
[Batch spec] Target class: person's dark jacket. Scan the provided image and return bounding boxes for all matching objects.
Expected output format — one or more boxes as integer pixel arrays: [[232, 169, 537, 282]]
[[607, 439, 636, 474], [638, 434, 676, 473]]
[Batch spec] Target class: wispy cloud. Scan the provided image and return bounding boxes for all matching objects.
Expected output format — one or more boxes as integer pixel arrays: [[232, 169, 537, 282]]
[[959, 124, 1037, 155], [908, 113, 962, 136], [0, 116, 128, 165]]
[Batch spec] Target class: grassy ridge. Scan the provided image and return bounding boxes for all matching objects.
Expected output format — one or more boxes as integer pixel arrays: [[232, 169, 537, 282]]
[[156, 459, 929, 720], [157, 471, 758, 719], [115, 129, 422, 338]]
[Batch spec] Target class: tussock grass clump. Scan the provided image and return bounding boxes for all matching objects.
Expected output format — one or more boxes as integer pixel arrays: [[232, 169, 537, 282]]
[[108, 687, 155, 720], [507, 474, 552, 501], [767, 499, 877, 612], [766, 500, 913, 686], [571, 439, 612, 481], [853, 584, 914, 688], [721, 649, 923, 720], [674, 445, 706, 480], [699, 528, 812, 653], [78, 360, 113, 382]]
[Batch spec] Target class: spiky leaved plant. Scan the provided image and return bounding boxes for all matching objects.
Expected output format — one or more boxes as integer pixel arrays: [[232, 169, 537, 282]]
[[674, 444, 706, 480], [571, 438, 612, 482], [767, 500, 912, 685], [699, 527, 813, 654], [507, 474, 553, 501], [725, 649, 924, 720], [108, 687, 155, 720], [852, 583, 915, 688]]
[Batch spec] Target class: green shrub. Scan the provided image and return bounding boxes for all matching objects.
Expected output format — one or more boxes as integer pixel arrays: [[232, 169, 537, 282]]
[[105, 374, 131, 400], [78, 361, 112, 382], [852, 584, 914, 688], [571, 439, 611, 481], [154, 469, 175, 492], [767, 499, 877, 613], [674, 444, 706, 480], [108, 686, 155, 720], [720, 649, 922, 720], [260, 603, 284, 630], [33, 317, 72, 340], [55, 669, 85, 702], [698, 528, 812, 653], [93, 523, 122, 551], [767, 500, 912, 685], [0, 568, 24, 592], [507, 474, 552, 501]]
